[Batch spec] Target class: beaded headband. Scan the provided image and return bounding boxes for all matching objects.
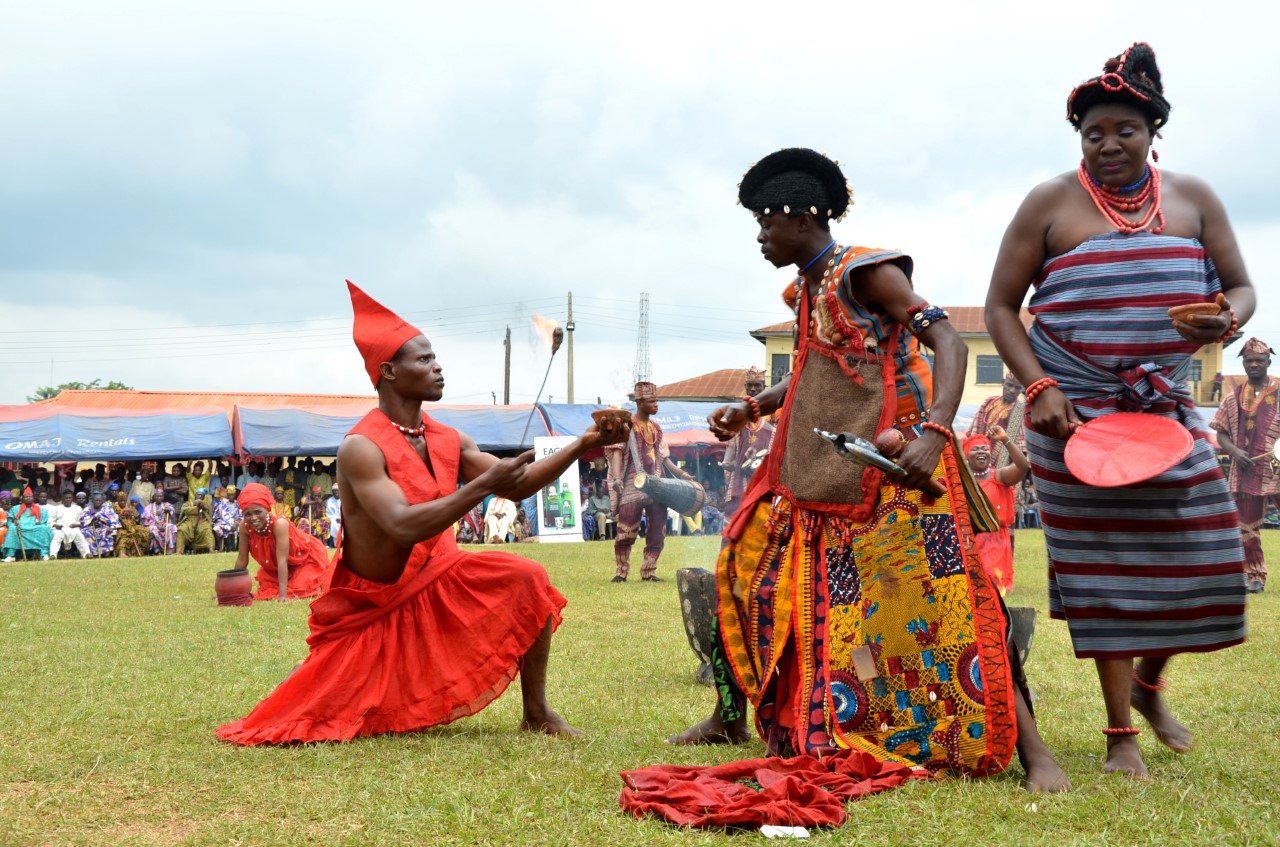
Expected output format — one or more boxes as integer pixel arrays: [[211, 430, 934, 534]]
[[1067, 42, 1171, 130]]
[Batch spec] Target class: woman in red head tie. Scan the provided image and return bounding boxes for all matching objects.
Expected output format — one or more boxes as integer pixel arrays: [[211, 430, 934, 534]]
[[234, 483, 333, 601], [963, 427, 1028, 594]]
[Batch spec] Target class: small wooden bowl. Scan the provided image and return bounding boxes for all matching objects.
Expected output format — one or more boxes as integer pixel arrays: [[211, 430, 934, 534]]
[[591, 409, 633, 443]]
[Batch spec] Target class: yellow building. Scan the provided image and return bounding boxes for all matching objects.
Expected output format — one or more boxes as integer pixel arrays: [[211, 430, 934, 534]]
[[750, 307, 1229, 407]]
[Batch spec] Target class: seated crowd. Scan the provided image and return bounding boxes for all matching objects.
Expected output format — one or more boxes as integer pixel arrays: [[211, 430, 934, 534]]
[[453, 458, 728, 545], [1, 452, 740, 558], [0, 457, 342, 561]]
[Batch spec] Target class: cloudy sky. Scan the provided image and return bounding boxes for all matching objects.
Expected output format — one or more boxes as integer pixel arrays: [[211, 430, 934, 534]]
[[2, 1, 1275, 406]]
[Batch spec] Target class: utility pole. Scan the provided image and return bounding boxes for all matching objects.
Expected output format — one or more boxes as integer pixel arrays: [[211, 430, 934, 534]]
[[503, 326, 511, 405], [566, 292, 576, 404]]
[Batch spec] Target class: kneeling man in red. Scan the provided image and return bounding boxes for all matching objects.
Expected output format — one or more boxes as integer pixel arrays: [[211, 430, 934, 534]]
[[217, 281, 626, 744], [235, 483, 333, 601]]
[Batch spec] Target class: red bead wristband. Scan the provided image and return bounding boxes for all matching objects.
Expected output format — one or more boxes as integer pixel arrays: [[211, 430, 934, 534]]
[[1024, 377, 1059, 404], [921, 421, 953, 440], [742, 395, 761, 423]]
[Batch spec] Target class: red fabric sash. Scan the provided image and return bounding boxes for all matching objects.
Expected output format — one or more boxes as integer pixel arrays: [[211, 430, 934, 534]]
[[620, 749, 917, 828], [306, 408, 464, 648]]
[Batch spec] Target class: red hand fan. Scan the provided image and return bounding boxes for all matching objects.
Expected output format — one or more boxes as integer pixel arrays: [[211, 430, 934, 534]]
[[1064, 412, 1194, 487]]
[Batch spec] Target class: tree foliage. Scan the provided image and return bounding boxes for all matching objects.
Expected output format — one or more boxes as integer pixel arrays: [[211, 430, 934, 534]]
[[26, 379, 134, 403]]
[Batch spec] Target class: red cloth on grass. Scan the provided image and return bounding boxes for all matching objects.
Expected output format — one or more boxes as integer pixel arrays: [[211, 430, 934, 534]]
[[248, 516, 334, 600], [216, 409, 566, 744], [619, 749, 917, 828]]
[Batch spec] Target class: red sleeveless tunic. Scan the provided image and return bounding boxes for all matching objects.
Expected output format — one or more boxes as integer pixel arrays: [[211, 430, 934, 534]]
[[216, 409, 567, 744], [248, 516, 333, 600]]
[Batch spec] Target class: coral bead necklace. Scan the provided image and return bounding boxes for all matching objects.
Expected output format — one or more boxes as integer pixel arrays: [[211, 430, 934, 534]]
[[1077, 161, 1164, 235]]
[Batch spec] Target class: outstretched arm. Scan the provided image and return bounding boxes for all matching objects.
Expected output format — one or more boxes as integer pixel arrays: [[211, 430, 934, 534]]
[[457, 424, 626, 502], [710, 376, 789, 441], [337, 434, 531, 548]]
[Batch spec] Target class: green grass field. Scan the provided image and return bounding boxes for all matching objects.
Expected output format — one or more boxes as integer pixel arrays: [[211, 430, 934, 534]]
[[1, 532, 1276, 846]]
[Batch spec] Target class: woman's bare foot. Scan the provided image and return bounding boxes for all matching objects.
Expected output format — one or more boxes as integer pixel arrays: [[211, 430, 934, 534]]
[[1102, 736, 1149, 779], [665, 713, 751, 746], [519, 709, 583, 737], [1131, 681, 1192, 753], [1021, 749, 1072, 793]]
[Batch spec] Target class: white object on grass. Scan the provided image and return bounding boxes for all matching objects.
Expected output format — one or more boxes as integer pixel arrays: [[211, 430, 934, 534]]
[[760, 825, 810, 839]]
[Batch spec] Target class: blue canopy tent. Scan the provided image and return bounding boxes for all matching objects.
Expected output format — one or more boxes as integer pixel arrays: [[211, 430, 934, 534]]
[[539, 401, 727, 448], [0, 405, 233, 462], [234, 403, 554, 456], [537, 403, 606, 439]]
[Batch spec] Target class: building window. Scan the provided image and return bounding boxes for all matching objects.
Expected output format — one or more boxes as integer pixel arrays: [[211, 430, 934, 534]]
[[975, 354, 1004, 385], [770, 353, 791, 386], [1189, 359, 1202, 382]]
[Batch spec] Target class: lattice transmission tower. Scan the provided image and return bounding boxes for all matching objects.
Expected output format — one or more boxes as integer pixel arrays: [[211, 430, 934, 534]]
[[632, 292, 651, 385]]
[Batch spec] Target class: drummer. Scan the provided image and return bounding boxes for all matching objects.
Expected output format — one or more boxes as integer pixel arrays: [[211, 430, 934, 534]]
[[605, 381, 697, 583], [985, 42, 1251, 778], [1211, 337, 1278, 594]]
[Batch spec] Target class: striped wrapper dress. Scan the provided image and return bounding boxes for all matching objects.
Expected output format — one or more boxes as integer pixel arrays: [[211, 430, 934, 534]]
[[1026, 232, 1247, 659]]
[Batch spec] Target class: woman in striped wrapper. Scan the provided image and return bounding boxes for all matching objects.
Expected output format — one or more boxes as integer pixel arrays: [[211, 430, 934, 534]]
[[985, 42, 1254, 779]]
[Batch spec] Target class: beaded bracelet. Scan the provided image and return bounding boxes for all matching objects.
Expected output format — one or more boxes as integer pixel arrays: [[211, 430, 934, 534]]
[[742, 395, 762, 423], [1101, 727, 1142, 736], [906, 304, 949, 336], [1024, 377, 1059, 404], [921, 421, 953, 440], [1218, 309, 1238, 344]]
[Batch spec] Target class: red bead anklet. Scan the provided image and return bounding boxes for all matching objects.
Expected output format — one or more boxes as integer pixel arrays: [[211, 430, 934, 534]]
[[1101, 727, 1142, 736], [1132, 671, 1169, 693], [921, 421, 953, 440]]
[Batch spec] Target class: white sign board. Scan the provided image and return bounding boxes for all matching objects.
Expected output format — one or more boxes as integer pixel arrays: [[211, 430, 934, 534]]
[[533, 436, 582, 544]]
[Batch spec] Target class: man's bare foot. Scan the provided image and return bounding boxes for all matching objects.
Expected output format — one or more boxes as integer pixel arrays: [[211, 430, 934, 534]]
[[519, 709, 583, 737], [1131, 682, 1192, 753], [665, 713, 751, 746], [1101, 737, 1149, 779], [1021, 750, 1072, 793]]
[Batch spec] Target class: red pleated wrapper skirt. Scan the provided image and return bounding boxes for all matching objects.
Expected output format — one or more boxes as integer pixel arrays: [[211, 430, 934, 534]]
[[217, 550, 566, 744]]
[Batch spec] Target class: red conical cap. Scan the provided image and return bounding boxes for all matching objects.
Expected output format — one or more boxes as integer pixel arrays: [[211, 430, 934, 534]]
[[347, 280, 424, 388]]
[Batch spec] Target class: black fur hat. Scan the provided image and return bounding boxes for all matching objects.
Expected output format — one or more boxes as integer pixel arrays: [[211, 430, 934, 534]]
[[737, 148, 853, 222]]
